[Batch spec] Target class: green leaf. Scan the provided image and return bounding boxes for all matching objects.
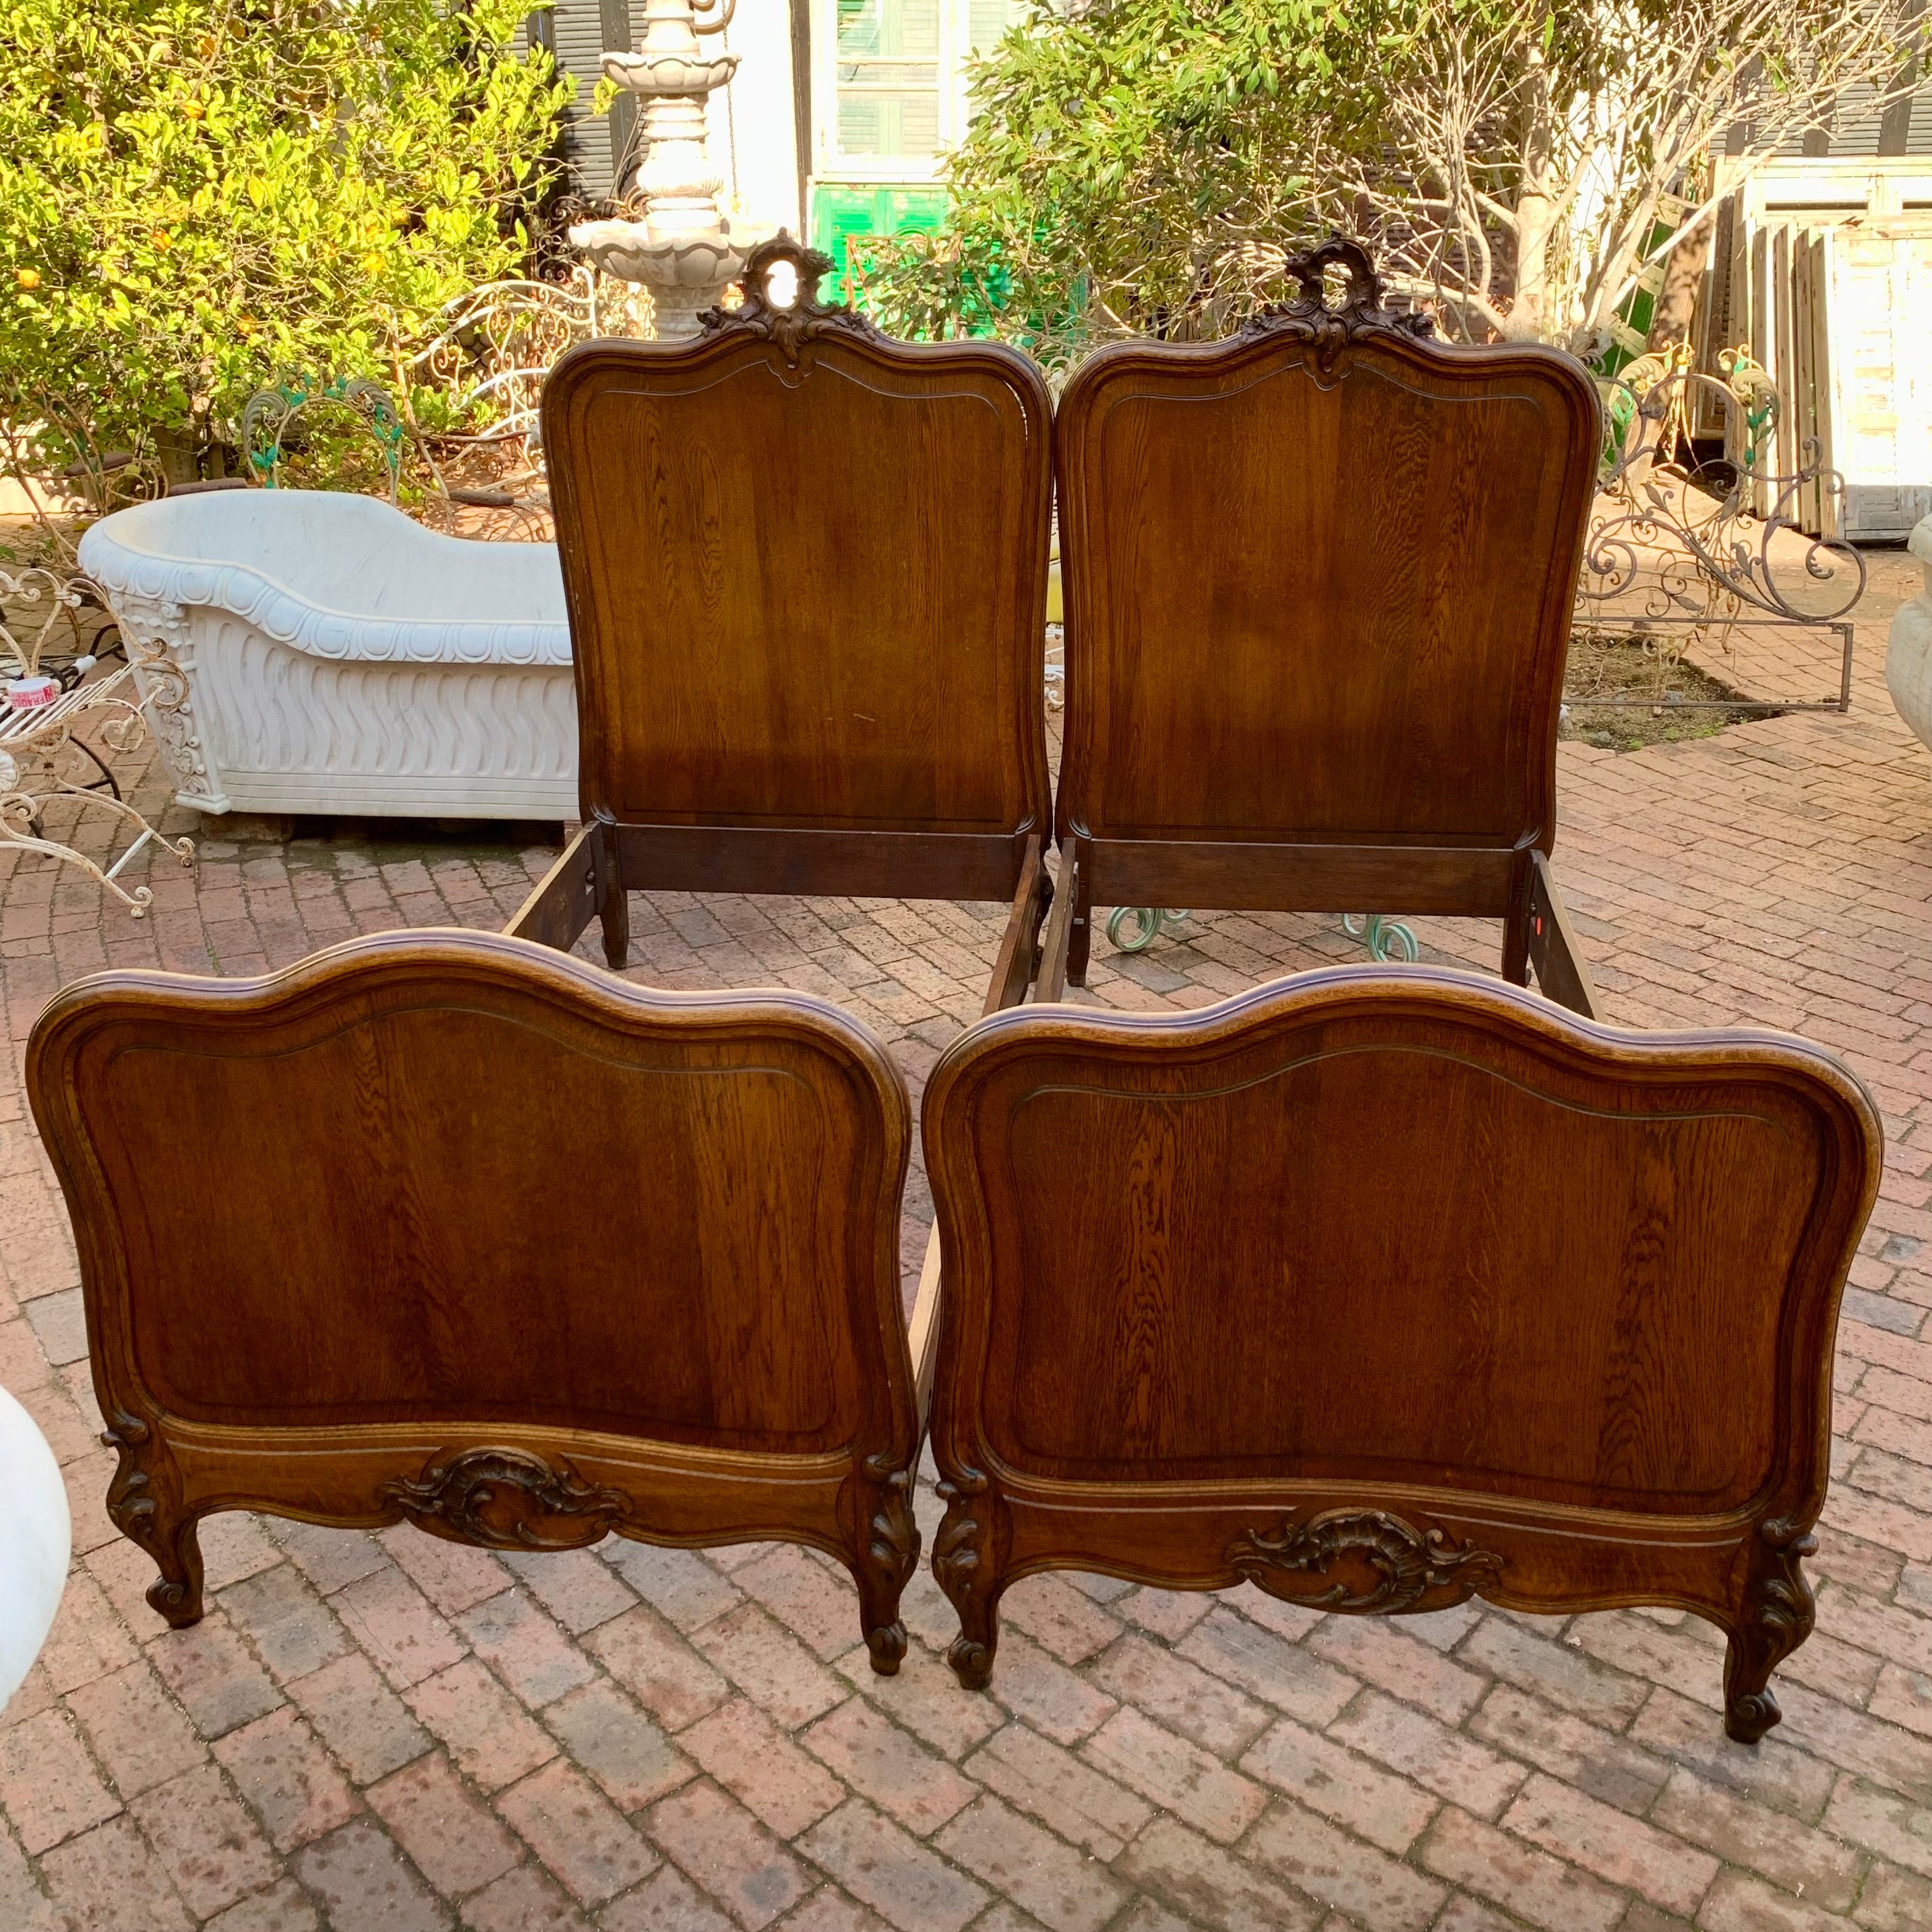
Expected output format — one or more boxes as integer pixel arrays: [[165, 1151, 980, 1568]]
[[0, 0, 565, 469]]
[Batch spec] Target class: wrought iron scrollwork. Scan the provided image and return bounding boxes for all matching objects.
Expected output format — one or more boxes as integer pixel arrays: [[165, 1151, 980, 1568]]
[[1341, 914, 1418, 964], [1106, 906, 1192, 954], [1106, 907, 1418, 965], [239, 361, 555, 537], [1, 575, 196, 915], [1581, 346, 1865, 634], [242, 375, 411, 502], [1, 566, 103, 688]]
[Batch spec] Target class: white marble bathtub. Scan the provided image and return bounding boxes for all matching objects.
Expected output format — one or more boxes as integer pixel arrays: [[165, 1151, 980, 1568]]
[[0, 1385, 68, 1705], [79, 491, 578, 819]]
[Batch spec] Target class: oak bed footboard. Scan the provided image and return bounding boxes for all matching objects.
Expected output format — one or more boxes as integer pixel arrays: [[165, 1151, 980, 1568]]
[[29, 930, 937, 1672], [930, 1484, 1816, 1747], [922, 965, 1881, 1743]]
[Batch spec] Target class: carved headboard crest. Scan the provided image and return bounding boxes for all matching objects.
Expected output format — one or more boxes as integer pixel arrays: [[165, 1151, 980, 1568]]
[[1239, 235, 1434, 371], [699, 230, 882, 364]]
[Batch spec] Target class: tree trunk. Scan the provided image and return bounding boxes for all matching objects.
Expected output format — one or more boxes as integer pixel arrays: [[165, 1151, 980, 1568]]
[[1504, 40, 1554, 341], [1647, 227, 1706, 351], [154, 424, 200, 487]]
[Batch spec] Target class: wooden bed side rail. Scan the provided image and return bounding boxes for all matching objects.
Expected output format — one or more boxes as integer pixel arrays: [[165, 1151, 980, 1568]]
[[504, 820, 605, 953], [1034, 847, 1079, 1004], [506, 825, 1053, 1014], [921, 966, 1881, 1741], [982, 837, 1052, 1016], [28, 930, 930, 1673], [1527, 849, 1602, 1020]]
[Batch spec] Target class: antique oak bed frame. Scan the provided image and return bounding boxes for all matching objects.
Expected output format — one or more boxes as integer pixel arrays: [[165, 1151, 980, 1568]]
[[28, 930, 935, 1671], [921, 967, 1881, 1742], [1042, 237, 1602, 1017], [508, 233, 1056, 1020], [32, 234, 1879, 1740]]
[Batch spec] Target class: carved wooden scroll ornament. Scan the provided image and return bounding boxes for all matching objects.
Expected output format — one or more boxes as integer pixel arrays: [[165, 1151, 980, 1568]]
[[699, 231, 882, 365], [380, 1447, 631, 1551]]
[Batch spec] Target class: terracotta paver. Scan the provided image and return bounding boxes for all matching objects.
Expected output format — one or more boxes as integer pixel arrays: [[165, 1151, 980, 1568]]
[[2, 545, 1931, 1927]]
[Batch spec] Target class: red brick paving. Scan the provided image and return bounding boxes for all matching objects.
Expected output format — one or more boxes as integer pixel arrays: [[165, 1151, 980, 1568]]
[[2, 548, 1931, 1927]]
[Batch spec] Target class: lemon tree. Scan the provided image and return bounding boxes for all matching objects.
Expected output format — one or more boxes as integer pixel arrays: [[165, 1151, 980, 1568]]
[[0, 0, 569, 493]]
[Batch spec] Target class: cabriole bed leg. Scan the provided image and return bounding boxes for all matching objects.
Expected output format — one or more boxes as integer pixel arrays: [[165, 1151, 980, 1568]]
[[1724, 1518, 1818, 1744]]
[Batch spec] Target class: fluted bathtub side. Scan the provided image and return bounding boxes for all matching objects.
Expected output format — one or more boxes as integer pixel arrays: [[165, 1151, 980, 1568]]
[[78, 492, 580, 820]]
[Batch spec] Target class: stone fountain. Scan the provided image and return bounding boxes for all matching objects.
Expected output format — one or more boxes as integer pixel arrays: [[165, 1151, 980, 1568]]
[[570, 0, 748, 338]]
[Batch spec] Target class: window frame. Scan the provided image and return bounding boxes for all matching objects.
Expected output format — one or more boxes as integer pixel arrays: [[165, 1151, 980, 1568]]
[[810, 0, 991, 185]]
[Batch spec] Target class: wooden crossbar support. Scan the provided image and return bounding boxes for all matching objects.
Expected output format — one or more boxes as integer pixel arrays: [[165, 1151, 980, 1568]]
[[1035, 846, 1600, 1019]]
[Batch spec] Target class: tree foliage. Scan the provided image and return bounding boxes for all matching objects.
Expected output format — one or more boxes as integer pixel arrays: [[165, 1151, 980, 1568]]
[[861, 0, 1921, 357], [858, 0, 1379, 350], [0, 0, 570, 489]]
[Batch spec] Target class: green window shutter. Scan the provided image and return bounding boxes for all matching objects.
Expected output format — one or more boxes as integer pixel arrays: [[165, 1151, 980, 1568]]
[[811, 184, 949, 305]]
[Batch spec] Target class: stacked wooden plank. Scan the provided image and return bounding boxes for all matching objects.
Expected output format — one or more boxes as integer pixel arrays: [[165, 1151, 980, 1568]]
[[1695, 161, 1932, 541]]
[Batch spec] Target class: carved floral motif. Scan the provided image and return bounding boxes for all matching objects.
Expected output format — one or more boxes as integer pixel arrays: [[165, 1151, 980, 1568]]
[[101, 1407, 204, 1624], [1228, 1508, 1504, 1614], [862, 1455, 919, 1586], [380, 1447, 631, 1550], [117, 611, 220, 805], [100, 1407, 158, 1546], [1724, 1515, 1817, 1744], [933, 1467, 1000, 1689], [850, 1453, 919, 1674]]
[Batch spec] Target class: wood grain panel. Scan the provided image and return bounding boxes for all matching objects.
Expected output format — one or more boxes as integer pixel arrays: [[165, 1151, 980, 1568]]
[[922, 964, 1881, 1743], [551, 346, 1048, 835], [1057, 341, 1594, 849], [1048, 239, 1601, 996], [29, 929, 931, 1672]]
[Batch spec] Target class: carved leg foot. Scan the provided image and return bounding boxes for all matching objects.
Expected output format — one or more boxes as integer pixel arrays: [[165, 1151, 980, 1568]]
[[865, 1617, 909, 1676], [1724, 1653, 1782, 1745], [946, 1623, 996, 1689], [851, 1461, 919, 1677], [146, 1516, 206, 1629], [1724, 1519, 1817, 1744], [933, 1478, 1004, 1690], [104, 1412, 204, 1627]]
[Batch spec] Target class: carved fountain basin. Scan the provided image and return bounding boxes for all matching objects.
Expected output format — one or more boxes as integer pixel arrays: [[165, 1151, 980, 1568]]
[[78, 490, 577, 820]]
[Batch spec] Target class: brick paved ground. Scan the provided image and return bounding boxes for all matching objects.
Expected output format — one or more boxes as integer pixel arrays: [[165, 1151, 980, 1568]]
[[2, 547, 1931, 1931]]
